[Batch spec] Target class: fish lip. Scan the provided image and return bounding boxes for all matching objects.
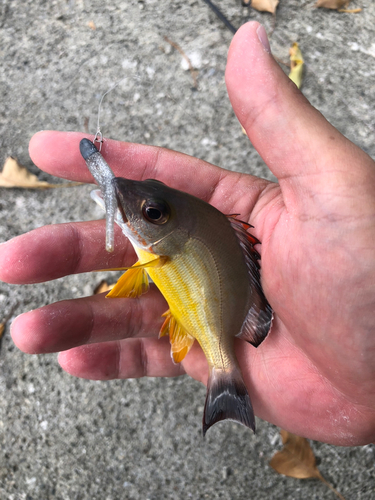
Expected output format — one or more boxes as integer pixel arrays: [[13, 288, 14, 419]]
[[112, 177, 128, 224]]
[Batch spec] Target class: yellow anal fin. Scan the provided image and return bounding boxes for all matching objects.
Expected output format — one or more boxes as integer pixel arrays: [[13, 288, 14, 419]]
[[106, 261, 149, 299], [160, 310, 195, 364]]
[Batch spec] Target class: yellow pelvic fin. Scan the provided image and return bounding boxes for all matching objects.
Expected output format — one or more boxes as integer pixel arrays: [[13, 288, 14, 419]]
[[106, 260, 150, 299], [160, 310, 195, 364]]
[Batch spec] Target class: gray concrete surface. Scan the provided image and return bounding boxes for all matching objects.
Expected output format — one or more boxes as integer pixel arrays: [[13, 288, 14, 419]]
[[0, 0, 375, 499]]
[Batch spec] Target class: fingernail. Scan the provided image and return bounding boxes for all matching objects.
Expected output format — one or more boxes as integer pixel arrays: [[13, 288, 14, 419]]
[[257, 24, 271, 54]]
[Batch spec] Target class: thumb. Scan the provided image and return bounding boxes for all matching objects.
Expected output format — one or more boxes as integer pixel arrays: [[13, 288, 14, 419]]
[[225, 22, 375, 219]]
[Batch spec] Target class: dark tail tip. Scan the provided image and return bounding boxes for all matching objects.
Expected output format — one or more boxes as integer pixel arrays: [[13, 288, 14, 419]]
[[79, 138, 99, 160], [202, 367, 255, 436]]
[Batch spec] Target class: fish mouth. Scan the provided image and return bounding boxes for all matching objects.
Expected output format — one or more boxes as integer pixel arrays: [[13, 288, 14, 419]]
[[112, 178, 129, 224]]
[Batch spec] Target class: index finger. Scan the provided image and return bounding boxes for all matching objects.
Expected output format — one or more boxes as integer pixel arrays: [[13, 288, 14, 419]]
[[29, 129, 271, 219], [29, 130, 224, 201]]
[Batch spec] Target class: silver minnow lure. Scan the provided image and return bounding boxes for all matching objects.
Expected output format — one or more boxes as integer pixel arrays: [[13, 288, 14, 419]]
[[79, 139, 117, 252]]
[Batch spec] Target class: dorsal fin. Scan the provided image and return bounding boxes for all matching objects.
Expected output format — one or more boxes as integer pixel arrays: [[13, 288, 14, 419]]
[[160, 309, 195, 364], [227, 215, 273, 347]]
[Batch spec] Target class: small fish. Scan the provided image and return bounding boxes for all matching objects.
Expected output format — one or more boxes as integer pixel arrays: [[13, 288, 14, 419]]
[[80, 139, 272, 435]]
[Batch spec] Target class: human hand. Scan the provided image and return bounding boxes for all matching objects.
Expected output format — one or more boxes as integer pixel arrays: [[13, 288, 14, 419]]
[[1, 22, 375, 445]]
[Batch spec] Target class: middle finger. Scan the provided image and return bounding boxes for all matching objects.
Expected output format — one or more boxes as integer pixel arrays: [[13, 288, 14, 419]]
[[11, 285, 167, 354], [0, 220, 135, 285]]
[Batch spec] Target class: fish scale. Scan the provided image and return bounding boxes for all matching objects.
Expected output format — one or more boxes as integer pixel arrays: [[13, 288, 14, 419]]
[[136, 240, 231, 370]]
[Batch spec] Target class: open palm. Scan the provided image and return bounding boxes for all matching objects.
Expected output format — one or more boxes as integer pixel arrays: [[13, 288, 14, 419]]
[[1, 23, 375, 445]]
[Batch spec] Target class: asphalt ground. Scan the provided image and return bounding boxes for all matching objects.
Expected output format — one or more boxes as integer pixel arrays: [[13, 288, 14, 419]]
[[0, 1, 374, 499]]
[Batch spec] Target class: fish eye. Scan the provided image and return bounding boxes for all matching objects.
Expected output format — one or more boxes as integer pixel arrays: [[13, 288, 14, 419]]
[[142, 200, 170, 224]]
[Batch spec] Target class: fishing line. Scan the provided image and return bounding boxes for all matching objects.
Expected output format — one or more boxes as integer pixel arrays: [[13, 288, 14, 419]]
[[93, 76, 128, 150], [86, 69, 205, 253], [94, 69, 209, 145]]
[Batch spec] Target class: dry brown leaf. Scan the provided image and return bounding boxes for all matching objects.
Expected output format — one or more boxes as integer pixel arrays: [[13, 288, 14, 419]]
[[270, 430, 321, 479], [338, 8, 362, 12], [94, 280, 114, 295], [0, 157, 80, 189], [270, 430, 346, 500], [315, 0, 350, 9], [316, 0, 362, 12], [251, 0, 279, 13], [289, 42, 304, 89], [0, 157, 55, 188]]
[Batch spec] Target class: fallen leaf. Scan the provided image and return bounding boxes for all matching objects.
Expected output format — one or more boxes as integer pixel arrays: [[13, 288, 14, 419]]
[[338, 7, 362, 12], [0, 157, 80, 189], [0, 157, 54, 188], [270, 430, 321, 479], [289, 42, 304, 89], [94, 280, 114, 294], [315, 0, 350, 9], [270, 430, 347, 500], [251, 0, 279, 14]]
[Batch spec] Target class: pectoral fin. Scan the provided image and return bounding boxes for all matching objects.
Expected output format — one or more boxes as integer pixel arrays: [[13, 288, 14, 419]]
[[106, 261, 149, 298], [105, 256, 168, 299], [99, 255, 168, 273], [160, 310, 195, 364], [131, 256, 168, 269]]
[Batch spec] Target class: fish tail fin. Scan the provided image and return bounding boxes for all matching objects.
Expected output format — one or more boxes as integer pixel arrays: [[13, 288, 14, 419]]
[[203, 366, 255, 436]]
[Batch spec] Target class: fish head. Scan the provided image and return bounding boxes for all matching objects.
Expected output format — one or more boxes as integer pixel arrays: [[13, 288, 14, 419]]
[[112, 177, 191, 254]]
